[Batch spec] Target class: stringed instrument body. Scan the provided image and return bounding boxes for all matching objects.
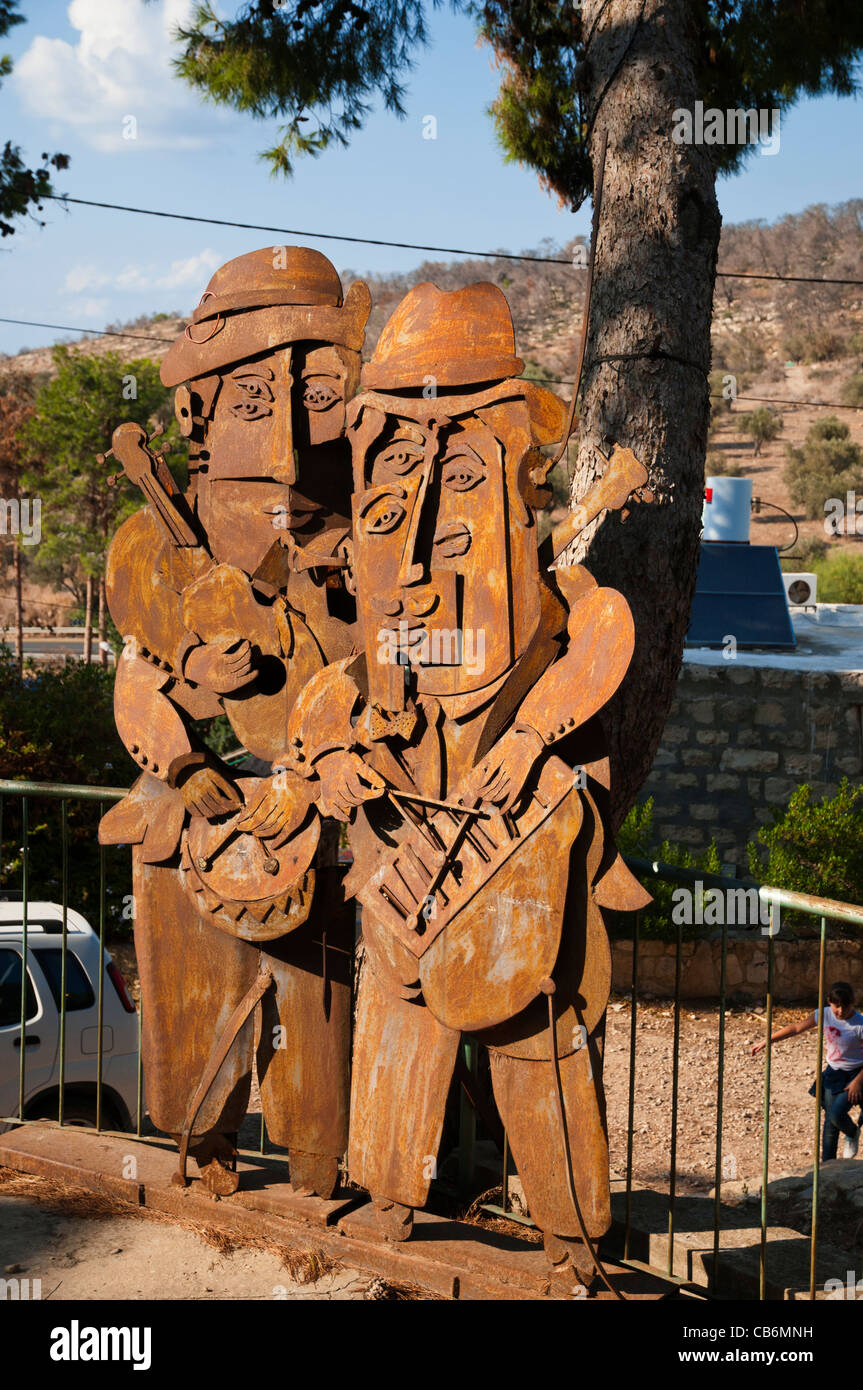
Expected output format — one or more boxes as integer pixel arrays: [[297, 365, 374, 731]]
[[104, 422, 352, 763]]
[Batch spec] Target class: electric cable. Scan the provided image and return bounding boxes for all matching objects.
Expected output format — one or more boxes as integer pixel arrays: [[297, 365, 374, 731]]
[[38, 194, 863, 284]]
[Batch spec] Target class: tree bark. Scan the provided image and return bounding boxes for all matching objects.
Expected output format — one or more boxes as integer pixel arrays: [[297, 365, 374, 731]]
[[13, 535, 23, 679], [83, 573, 94, 665], [575, 0, 721, 826]]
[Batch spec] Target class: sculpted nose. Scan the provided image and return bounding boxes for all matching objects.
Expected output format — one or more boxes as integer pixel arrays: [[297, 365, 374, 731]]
[[397, 461, 433, 589], [405, 591, 438, 617], [273, 352, 296, 485], [372, 596, 403, 616]]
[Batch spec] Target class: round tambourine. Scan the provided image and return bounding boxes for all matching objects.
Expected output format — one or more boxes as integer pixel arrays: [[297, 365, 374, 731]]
[[183, 776, 320, 942]]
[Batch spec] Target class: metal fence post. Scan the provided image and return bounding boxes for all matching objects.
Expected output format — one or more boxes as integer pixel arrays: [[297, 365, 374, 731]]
[[667, 908, 683, 1276], [17, 796, 29, 1120], [710, 917, 729, 1295], [59, 799, 69, 1125], [624, 909, 640, 1263], [96, 824, 106, 1131], [759, 907, 776, 1300], [809, 915, 827, 1300]]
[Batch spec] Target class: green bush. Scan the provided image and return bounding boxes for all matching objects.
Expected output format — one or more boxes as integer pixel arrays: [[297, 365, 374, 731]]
[[740, 406, 782, 457], [784, 416, 863, 520], [618, 781, 863, 942], [840, 372, 863, 408], [783, 328, 846, 363], [780, 535, 828, 570], [781, 538, 863, 603], [814, 551, 863, 603], [0, 646, 137, 934], [706, 452, 743, 477], [748, 779, 863, 914], [615, 798, 722, 940]]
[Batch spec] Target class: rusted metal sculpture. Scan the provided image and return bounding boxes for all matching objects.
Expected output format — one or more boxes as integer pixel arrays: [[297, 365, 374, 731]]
[[283, 280, 652, 1289], [99, 246, 370, 1196]]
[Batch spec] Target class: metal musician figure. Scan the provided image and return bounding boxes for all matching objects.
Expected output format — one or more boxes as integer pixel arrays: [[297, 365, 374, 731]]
[[284, 280, 651, 1288], [99, 247, 370, 1196]]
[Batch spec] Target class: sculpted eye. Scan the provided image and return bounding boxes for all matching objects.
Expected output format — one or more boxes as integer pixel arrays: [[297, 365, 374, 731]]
[[303, 378, 341, 412], [363, 498, 406, 534], [229, 377, 273, 420], [374, 440, 424, 476], [441, 455, 484, 491], [230, 400, 273, 420]]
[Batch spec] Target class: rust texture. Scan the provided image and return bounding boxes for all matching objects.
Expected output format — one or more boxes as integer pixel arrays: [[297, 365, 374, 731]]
[[284, 278, 650, 1287], [101, 246, 368, 1196], [101, 248, 649, 1286]]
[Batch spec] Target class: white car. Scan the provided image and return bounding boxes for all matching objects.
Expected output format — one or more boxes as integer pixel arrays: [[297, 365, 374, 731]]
[[0, 901, 140, 1132]]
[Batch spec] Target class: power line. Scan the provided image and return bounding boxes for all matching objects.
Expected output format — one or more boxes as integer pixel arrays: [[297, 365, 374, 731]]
[[714, 393, 862, 411], [43, 195, 578, 266], [533, 374, 863, 411], [41, 194, 863, 286], [716, 269, 863, 286], [0, 316, 174, 345]]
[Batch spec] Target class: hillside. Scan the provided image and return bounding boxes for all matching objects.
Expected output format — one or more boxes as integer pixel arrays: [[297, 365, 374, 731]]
[[2, 199, 863, 625]]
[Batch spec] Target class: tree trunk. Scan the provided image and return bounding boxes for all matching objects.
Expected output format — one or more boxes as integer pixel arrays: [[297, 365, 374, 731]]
[[13, 536, 23, 679], [575, 0, 721, 827], [83, 573, 94, 665], [98, 576, 107, 669]]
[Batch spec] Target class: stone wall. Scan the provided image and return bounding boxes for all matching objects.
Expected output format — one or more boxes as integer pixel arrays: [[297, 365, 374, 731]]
[[641, 660, 863, 869], [611, 934, 863, 1002]]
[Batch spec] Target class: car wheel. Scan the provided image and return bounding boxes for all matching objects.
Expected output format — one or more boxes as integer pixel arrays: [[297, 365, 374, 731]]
[[28, 1097, 121, 1130]]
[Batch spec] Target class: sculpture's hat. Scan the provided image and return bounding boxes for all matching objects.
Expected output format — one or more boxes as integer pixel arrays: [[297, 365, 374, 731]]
[[161, 246, 371, 388], [358, 282, 566, 446], [361, 282, 524, 391]]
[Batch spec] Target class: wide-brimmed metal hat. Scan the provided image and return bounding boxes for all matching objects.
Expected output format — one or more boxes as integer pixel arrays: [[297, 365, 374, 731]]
[[357, 281, 566, 445], [161, 246, 371, 388], [361, 282, 524, 392]]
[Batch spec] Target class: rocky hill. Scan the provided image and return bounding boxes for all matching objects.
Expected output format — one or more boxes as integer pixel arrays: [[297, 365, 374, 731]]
[[3, 199, 863, 624]]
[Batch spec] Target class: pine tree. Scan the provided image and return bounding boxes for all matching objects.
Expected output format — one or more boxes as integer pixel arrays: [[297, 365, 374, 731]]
[[20, 349, 175, 666], [170, 0, 863, 820], [0, 3, 68, 237]]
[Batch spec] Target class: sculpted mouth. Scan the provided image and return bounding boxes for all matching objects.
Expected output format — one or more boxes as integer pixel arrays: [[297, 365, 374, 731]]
[[264, 503, 321, 531], [434, 521, 471, 557]]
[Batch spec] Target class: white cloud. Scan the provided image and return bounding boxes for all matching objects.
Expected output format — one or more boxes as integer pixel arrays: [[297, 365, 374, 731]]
[[13, 0, 222, 151], [63, 248, 222, 296], [66, 297, 110, 320]]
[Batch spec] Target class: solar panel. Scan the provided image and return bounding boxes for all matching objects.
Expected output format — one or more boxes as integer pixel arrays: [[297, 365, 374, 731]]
[[686, 543, 796, 649]]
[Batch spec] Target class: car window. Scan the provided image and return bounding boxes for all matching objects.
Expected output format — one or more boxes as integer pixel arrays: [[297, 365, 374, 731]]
[[33, 949, 95, 1013], [0, 949, 38, 1027]]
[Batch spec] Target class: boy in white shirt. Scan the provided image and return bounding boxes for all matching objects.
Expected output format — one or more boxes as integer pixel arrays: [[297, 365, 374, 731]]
[[751, 981, 863, 1160]]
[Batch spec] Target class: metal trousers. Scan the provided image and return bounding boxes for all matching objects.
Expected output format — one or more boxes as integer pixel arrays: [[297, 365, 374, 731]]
[[133, 851, 352, 1157], [348, 960, 611, 1237]]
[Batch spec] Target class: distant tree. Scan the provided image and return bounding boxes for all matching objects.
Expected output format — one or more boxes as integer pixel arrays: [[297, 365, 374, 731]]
[[168, 0, 863, 822], [784, 416, 863, 521], [0, 372, 35, 673], [740, 406, 781, 457], [0, 3, 68, 236], [20, 349, 176, 665]]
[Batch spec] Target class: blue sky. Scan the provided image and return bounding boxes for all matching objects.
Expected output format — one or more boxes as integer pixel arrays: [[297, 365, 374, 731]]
[[0, 0, 861, 358]]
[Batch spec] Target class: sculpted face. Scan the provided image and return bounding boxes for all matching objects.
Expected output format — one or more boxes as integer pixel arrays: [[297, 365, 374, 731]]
[[350, 396, 542, 707], [197, 343, 355, 573]]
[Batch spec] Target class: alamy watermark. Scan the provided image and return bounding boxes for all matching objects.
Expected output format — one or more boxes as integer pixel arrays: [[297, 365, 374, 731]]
[[671, 882, 780, 934], [824, 492, 863, 537], [672, 101, 780, 156], [377, 622, 486, 678], [0, 497, 41, 546]]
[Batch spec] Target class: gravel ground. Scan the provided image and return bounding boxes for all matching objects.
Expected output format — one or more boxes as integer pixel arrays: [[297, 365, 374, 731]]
[[108, 937, 849, 1196], [604, 996, 851, 1195]]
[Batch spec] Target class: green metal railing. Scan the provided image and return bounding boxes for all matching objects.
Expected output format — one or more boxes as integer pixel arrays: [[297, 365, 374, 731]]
[[2, 778, 861, 1299]]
